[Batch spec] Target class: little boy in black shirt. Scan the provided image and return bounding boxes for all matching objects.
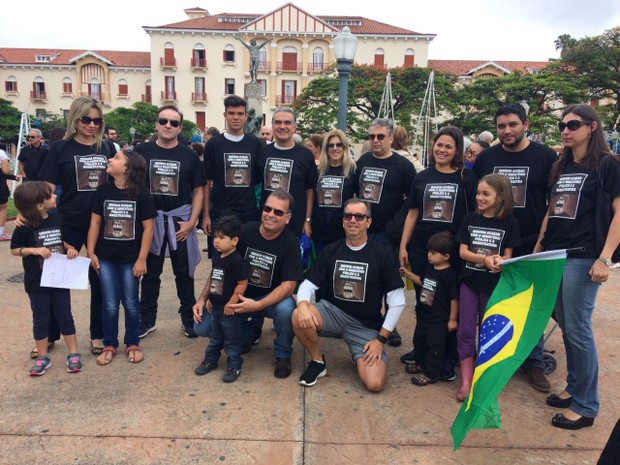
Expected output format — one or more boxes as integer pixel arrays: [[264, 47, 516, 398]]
[[193, 216, 249, 382], [400, 231, 459, 386]]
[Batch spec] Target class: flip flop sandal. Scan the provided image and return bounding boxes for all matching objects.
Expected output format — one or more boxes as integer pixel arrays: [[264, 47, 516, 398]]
[[91, 341, 104, 355], [126, 345, 144, 363], [404, 363, 424, 375], [96, 346, 117, 365], [30, 341, 56, 359], [411, 373, 437, 386]]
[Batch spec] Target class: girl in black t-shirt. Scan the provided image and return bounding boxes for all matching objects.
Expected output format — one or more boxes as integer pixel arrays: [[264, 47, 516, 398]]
[[87, 147, 156, 365], [10, 182, 82, 376], [455, 174, 520, 402]]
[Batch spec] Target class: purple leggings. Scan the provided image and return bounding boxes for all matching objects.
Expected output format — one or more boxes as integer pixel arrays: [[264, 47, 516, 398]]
[[457, 282, 490, 359]]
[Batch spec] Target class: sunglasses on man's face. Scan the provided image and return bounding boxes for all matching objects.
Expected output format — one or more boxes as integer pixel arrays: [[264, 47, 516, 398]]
[[158, 118, 181, 128], [27, 135, 38, 139], [558, 120, 590, 132], [79, 116, 103, 126], [367, 133, 387, 141], [262, 205, 289, 217], [343, 212, 368, 222]]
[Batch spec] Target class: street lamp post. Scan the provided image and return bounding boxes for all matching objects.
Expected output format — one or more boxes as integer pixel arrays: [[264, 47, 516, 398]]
[[334, 27, 358, 132], [611, 129, 619, 154], [129, 126, 136, 143]]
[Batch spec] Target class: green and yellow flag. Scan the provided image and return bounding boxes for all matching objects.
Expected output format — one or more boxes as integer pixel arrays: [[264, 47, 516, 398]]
[[451, 250, 567, 450]]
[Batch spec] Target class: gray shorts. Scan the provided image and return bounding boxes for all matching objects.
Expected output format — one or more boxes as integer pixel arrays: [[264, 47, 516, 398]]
[[314, 300, 387, 363]]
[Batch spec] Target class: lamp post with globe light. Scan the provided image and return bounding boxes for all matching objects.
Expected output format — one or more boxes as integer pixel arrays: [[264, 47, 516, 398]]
[[334, 27, 358, 132]]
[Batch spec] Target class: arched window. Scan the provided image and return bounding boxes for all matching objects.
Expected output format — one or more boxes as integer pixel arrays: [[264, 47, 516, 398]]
[[404, 49, 415, 68], [144, 79, 152, 103], [89, 77, 101, 100], [258, 46, 267, 70], [163, 42, 175, 67], [192, 43, 206, 68], [62, 77, 73, 94], [223, 44, 235, 62], [32, 76, 46, 99], [282, 46, 298, 71], [374, 48, 385, 69], [312, 47, 324, 72], [118, 79, 128, 96], [5, 75, 17, 93]]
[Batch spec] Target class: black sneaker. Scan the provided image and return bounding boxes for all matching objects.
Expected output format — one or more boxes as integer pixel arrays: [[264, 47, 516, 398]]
[[139, 322, 156, 339], [387, 329, 402, 347], [222, 368, 241, 383], [241, 336, 260, 355], [195, 361, 217, 376], [400, 349, 416, 364], [299, 356, 327, 386], [439, 366, 456, 381], [182, 322, 198, 338]]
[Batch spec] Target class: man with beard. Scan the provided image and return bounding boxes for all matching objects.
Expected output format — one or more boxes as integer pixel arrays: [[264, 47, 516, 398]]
[[473, 102, 558, 393]]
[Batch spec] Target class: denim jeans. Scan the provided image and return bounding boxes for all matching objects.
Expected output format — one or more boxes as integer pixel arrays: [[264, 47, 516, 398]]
[[99, 260, 141, 348], [554, 258, 601, 418], [204, 305, 244, 370], [241, 296, 296, 359]]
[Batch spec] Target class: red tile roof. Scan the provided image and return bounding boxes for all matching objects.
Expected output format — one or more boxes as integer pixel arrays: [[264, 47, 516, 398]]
[[0, 48, 150, 68], [428, 59, 549, 76]]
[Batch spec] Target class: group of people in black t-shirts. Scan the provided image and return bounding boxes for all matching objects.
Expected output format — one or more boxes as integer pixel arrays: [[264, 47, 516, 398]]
[[9, 95, 620, 433]]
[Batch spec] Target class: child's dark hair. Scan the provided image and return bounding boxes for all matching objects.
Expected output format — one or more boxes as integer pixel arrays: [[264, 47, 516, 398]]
[[13, 181, 53, 228], [426, 231, 454, 256], [123, 147, 147, 200], [478, 174, 513, 220], [214, 215, 242, 239]]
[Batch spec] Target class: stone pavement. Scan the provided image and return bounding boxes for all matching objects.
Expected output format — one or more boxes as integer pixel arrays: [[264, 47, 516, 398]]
[[0, 227, 618, 464]]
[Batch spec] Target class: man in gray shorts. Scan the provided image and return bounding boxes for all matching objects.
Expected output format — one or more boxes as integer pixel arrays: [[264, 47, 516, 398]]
[[292, 199, 405, 392]]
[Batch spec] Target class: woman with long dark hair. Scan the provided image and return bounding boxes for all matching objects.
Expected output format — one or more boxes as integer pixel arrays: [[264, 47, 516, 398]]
[[534, 104, 620, 430]]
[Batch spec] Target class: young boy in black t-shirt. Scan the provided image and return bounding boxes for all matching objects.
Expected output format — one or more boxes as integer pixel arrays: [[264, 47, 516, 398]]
[[193, 216, 249, 382], [400, 231, 459, 386]]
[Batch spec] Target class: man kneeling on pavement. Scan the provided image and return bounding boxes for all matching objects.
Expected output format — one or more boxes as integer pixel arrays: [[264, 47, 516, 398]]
[[292, 199, 405, 392]]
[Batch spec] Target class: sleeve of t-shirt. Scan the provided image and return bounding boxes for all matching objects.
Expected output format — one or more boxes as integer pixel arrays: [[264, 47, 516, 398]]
[[446, 269, 460, 301], [379, 244, 405, 292], [204, 140, 215, 181], [304, 151, 318, 189], [603, 156, 620, 200], [402, 157, 416, 197], [138, 190, 158, 221], [505, 215, 522, 249], [10, 226, 30, 249], [91, 186, 104, 216], [280, 235, 304, 282], [39, 141, 61, 184], [304, 243, 330, 287], [189, 152, 205, 188], [455, 213, 474, 245], [406, 172, 423, 209], [463, 168, 479, 212]]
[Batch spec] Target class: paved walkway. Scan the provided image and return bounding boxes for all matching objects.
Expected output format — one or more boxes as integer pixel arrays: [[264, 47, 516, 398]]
[[0, 228, 617, 464]]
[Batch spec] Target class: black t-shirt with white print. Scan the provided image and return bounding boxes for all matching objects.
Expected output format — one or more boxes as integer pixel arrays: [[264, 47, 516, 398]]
[[39, 139, 112, 231], [356, 151, 416, 233], [417, 264, 459, 324], [11, 214, 65, 294], [237, 222, 303, 299], [138, 142, 204, 212], [406, 166, 478, 255], [305, 239, 404, 331], [473, 142, 556, 253], [91, 183, 157, 263], [257, 143, 318, 236], [208, 250, 250, 307], [204, 133, 262, 219], [541, 156, 620, 258], [456, 212, 521, 294]]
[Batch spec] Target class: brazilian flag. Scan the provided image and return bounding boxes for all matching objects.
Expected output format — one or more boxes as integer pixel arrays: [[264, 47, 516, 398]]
[[451, 250, 567, 450]]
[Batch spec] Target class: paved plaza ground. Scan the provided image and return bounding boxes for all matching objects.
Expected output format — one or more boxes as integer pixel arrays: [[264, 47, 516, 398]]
[[0, 225, 618, 464]]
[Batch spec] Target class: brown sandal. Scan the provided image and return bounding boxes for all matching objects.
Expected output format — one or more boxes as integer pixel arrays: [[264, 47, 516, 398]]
[[404, 363, 423, 375], [126, 345, 144, 363], [96, 346, 116, 365], [411, 373, 437, 386], [91, 341, 104, 355]]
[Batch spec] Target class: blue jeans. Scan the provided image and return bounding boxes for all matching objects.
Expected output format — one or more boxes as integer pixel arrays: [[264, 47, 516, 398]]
[[99, 260, 141, 348], [204, 305, 244, 370], [554, 258, 601, 418], [241, 296, 296, 359]]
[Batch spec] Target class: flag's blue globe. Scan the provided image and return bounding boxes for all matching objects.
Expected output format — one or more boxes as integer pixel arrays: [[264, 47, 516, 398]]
[[476, 315, 513, 366]]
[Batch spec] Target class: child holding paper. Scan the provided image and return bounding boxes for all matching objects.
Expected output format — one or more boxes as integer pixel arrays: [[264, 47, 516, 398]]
[[10, 181, 82, 376]]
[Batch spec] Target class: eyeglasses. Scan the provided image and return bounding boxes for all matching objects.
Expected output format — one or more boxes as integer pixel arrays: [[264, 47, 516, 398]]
[[273, 120, 294, 126], [158, 118, 181, 128], [262, 205, 289, 217], [367, 133, 387, 141], [326, 142, 344, 149], [558, 120, 591, 132], [27, 135, 38, 139], [79, 116, 103, 126], [343, 212, 368, 222]]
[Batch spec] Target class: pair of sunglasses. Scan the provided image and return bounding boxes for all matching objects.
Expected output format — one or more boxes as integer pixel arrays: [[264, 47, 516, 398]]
[[367, 133, 386, 141], [158, 118, 181, 128], [326, 142, 344, 149], [79, 116, 103, 126], [558, 120, 590, 132], [262, 205, 290, 217]]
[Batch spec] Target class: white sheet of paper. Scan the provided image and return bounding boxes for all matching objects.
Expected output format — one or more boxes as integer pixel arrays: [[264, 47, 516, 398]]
[[40, 254, 91, 290]]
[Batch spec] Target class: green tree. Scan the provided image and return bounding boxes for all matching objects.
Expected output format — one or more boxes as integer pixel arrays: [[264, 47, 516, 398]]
[[0, 98, 23, 143], [293, 65, 457, 142]]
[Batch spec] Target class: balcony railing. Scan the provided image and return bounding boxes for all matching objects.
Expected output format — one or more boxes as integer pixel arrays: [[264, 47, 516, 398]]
[[190, 58, 207, 69], [308, 62, 329, 73], [276, 61, 302, 72], [191, 92, 208, 103], [30, 90, 47, 101], [161, 91, 177, 101], [160, 57, 177, 68], [257, 61, 271, 71], [276, 94, 296, 105], [78, 91, 103, 101]]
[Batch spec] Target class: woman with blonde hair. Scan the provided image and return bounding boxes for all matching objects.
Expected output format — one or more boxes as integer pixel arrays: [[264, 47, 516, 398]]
[[312, 129, 358, 256], [38, 96, 115, 355]]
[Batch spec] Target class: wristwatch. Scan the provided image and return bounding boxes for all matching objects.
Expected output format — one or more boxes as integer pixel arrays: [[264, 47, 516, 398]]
[[598, 257, 612, 266], [305, 217, 312, 223], [376, 334, 388, 344]]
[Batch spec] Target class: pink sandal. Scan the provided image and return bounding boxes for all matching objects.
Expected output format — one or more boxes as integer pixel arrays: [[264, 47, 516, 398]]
[[96, 346, 116, 365]]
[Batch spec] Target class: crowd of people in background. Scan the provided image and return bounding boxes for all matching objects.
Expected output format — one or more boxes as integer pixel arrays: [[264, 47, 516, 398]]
[[4, 95, 620, 435]]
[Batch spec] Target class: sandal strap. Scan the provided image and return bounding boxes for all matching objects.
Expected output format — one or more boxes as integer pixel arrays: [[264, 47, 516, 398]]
[[102, 346, 117, 355], [125, 345, 142, 355]]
